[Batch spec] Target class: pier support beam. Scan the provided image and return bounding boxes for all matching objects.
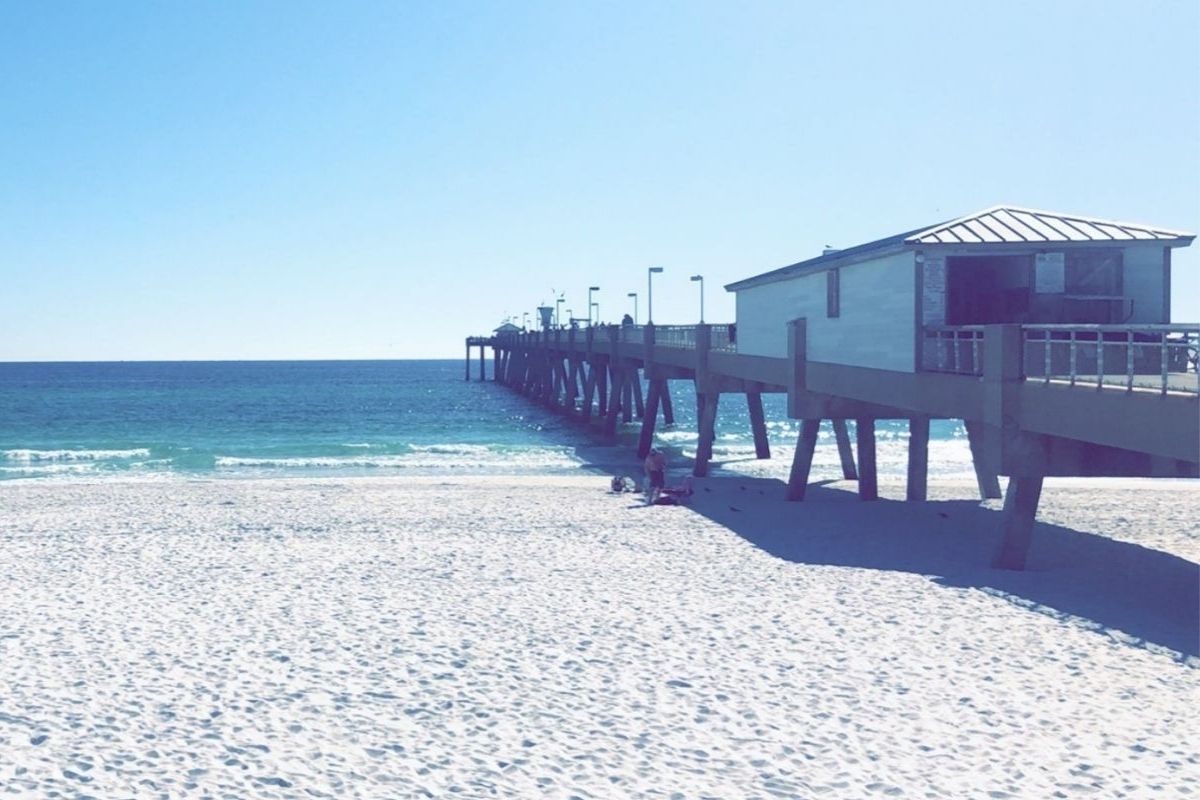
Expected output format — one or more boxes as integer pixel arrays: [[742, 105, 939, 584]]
[[479, 346, 485, 381], [786, 419, 821, 500], [661, 381, 675, 425], [603, 367, 626, 441], [906, 416, 930, 502], [856, 418, 878, 501], [992, 476, 1044, 570], [965, 420, 1003, 500], [621, 376, 633, 423], [693, 392, 720, 477], [597, 366, 609, 416], [581, 364, 597, 422], [747, 392, 770, 459], [465, 343, 471, 381], [832, 419, 857, 480], [636, 380, 662, 459], [632, 374, 645, 419]]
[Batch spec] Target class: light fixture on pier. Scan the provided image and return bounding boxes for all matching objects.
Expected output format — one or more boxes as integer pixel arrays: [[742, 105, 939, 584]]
[[647, 267, 663, 324], [555, 295, 565, 327], [627, 292, 638, 324], [690, 274, 705, 323], [587, 286, 600, 326]]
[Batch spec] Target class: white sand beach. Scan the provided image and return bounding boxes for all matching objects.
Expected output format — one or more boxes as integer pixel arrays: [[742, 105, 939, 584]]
[[1, 475, 1197, 798]]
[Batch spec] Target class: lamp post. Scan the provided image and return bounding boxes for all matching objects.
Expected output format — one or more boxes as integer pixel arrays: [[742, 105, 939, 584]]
[[647, 267, 663, 323], [587, 286, 599, 326], [555, 295, 565, 327], [690, 274, 705, 323], [521, 312, 530, 331], [627, 292, 638, 324]]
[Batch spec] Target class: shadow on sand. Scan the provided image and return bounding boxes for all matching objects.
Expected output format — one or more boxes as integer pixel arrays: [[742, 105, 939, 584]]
[[575, 441, 1199, 661]]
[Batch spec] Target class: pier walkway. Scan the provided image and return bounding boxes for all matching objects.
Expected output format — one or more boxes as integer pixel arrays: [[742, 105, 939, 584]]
[[466, 322, 1199, 570]]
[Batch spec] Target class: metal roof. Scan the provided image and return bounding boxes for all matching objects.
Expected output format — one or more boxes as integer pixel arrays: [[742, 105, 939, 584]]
[[726, 206, 1195, 292], [906, 206, 1194, 245]]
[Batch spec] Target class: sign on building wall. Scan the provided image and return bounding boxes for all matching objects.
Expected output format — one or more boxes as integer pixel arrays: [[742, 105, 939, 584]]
[[922, 257, 946, 325], [1035, 253, 1066, 294]]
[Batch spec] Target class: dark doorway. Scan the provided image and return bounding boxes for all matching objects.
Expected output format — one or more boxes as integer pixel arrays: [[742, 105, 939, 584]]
[[946, 255, 1032, 324]]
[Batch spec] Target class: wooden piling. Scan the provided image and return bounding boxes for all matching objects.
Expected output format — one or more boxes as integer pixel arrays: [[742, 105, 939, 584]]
[[906, 416, 930, 502], [856, 418, 878, 501], [746, 391, 770, 459], [786, 419, 821, 500], [992, 475, 1043, 570], [632, 373, 645, 419]]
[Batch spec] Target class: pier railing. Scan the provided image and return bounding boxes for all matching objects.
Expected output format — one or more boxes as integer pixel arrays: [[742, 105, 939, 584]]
[[922, 326, 985, 375], [655, 325, 698, 349], [923, 324, 1199, 395], [711, 324, 737, 352], [1022, 324, 1198, 395]]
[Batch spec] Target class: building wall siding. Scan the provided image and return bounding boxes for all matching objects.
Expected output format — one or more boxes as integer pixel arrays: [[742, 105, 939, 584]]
[[735, 251, 917, 371]]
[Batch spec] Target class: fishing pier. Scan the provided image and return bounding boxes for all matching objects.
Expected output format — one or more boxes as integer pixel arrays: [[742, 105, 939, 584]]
[[465, 206, 1199, 570]]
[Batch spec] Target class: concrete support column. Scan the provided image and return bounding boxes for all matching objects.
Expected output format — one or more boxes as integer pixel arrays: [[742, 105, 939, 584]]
[[661, 382, 675, 425], [786, 318, 807, 418], [637, 379, 663, 459], [832, 419, 857, 480], [603, 366, 625, 441], [856, 418, 878, 501], [693, 391, 720, 477], [479, 346, 485, 381], [993, 476, 1044, 570], [747, 391, 770, 459], [597, 365, 609, 416], [465, 343, 471, 381], [786, 419, 821, 500], [964, 420, 1002, 499], [581, 363, 597, 421], [906, 416, 930, 502]]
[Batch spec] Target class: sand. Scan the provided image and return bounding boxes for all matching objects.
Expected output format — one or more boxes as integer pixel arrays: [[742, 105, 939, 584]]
[[0, 474, 1197, 798]]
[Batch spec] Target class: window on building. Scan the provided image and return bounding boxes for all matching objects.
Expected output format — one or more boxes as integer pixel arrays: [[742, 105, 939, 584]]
[[1065, 250, 1122, 297], [826, 268, 840, 318]]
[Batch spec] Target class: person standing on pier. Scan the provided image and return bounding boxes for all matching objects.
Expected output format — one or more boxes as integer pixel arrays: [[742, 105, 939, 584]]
[[644, 447, 667, 505]]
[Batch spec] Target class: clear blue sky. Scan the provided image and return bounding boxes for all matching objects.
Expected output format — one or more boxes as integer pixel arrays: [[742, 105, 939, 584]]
[[2, 0, 1197, 360]]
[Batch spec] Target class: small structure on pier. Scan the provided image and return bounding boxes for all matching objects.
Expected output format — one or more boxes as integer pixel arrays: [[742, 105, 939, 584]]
[[727, 206, 1194, 370]]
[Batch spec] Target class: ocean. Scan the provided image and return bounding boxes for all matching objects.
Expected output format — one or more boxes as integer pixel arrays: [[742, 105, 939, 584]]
[[0, 360, 974, 481]]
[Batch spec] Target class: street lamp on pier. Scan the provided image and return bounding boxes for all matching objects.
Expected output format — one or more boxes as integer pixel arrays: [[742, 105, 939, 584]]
[[647, 267, 663, 324], [690, 274, 705, 323], [587, 286, 600, 326]]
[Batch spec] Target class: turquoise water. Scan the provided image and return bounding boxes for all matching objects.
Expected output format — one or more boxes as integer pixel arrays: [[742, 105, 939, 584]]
[[0, 360, 967, 480]]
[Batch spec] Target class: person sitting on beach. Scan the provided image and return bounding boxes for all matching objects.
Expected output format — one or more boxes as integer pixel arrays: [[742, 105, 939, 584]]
[[644, 448, 667, 505]]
